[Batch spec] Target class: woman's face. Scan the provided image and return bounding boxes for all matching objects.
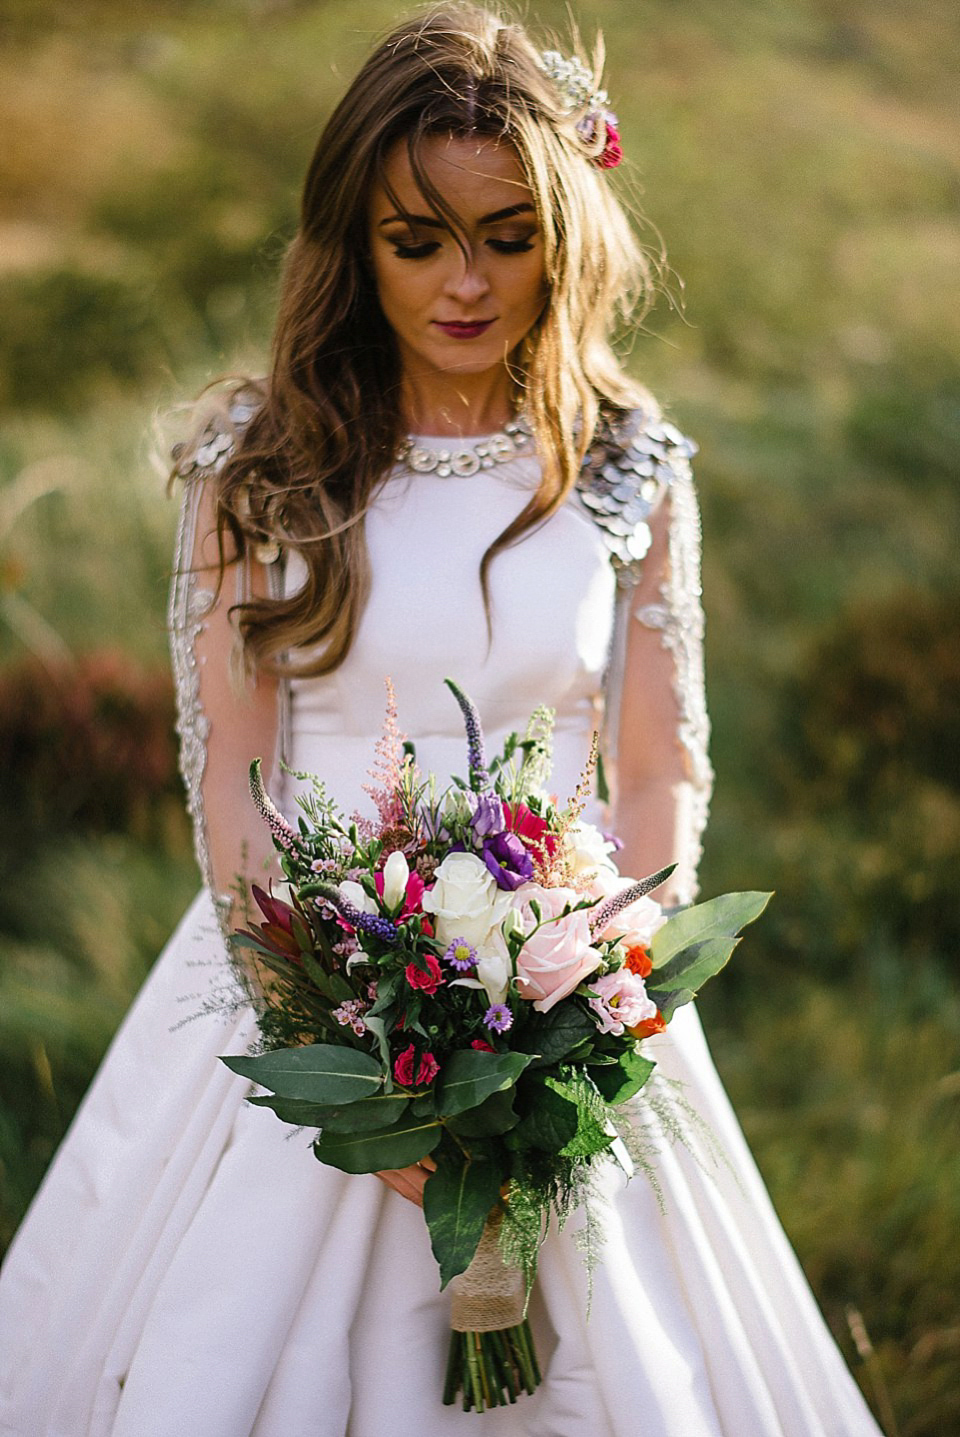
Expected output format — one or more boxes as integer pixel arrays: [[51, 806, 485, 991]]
[[367, 134, 547, 395]]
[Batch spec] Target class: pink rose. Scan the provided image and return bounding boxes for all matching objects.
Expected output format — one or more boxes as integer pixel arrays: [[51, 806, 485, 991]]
[[588, 970, 657, 1036], [393, 1044, 440, 1087], [404, 953, 444, 995], [514, 885, 603, 1013]]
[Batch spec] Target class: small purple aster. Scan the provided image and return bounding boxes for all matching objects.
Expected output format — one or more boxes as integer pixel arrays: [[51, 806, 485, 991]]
[[484, 1003, 514, 1034], [443, 937, 478, 972], [482, 832, 535, 891]]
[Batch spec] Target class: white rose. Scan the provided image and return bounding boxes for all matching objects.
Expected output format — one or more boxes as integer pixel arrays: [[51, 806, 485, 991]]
[[564, 821, 619, 880], [421, 852, 513, 953]]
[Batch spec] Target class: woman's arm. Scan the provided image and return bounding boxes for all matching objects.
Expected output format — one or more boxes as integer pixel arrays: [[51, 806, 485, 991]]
[[610, 469, 714, 908], [169, 468, 282, 996]]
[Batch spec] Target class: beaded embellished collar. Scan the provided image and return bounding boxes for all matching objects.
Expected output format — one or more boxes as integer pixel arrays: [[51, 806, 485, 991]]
[[394, 417, 534, 478]]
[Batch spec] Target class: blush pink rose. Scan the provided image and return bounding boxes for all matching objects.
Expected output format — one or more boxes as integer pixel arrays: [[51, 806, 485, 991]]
[[513, 885, 603, 1013]]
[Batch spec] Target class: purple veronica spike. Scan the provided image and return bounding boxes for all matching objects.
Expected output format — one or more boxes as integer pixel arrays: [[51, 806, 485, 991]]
[[484, 1003, 513, 1034], [314, 885, 400, 945], [588, 864, 676, 936], [444, 678, 490, 792], [249, 758, 302, 854]]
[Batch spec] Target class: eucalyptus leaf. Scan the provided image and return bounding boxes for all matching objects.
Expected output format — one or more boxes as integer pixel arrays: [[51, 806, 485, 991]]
[[313, 1117, 441, 1173], [512, 1079, 579, 1152], [589, 1050, 656, 1106], [651, 892, 772, 968], [445, 1087, 518, 1138], [653, 987, 696, 1021], [221, 1043, 384, 1104], [248, 1091, 409, 1132], [648, 936, 739, 996], [436, 1050, 534, 1118], [423, 1151, 504, 1288], [515, 1004, 596, 1069]]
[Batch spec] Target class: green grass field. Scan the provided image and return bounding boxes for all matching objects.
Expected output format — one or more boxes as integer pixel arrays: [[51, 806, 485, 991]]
[[1, 2, 958, 1430]]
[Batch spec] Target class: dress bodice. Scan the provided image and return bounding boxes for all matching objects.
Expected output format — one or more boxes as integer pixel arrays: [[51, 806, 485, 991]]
[[280, 451, 617, 821], [168, 406, 712, 917]]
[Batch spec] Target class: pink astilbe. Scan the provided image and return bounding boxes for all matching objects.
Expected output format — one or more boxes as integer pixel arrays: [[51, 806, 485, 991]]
[[361, 677, 408, 832]]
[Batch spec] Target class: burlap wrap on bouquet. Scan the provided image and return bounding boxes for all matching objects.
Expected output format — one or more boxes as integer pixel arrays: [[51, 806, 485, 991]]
[[450, 1210, 527, 1333]]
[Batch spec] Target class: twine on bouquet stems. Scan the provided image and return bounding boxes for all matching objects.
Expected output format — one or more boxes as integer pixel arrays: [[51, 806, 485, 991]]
[[443, 1210, 542, 1411]]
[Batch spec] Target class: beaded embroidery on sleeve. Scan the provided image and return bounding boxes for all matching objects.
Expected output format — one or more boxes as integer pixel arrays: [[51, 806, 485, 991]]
[[576, 409, 714, 904], [168, 402, 288, 959]]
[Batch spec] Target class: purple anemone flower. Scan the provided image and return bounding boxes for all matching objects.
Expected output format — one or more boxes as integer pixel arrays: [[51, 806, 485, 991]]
[[482, 832, 535, 891], [484, 1003, 514, 1034], [443, 937, 478, 972]]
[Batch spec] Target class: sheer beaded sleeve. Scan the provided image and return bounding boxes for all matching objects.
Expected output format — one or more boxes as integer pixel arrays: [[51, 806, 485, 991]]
[[168, 418, 287, 1014], [578, 410, 714, 905]]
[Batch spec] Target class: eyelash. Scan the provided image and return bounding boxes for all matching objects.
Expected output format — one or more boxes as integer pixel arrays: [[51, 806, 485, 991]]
[[390, 238, 536, 259]]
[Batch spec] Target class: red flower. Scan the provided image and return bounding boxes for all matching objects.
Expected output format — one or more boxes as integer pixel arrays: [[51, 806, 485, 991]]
[[405, 953, 445, 995], [625, 944, 653, 978], [503, 801, 559, 858], [596, 122, 623, 169], [629, 1010, 667, 1040], [393, 1044, 440, 1087], [471, 1039, 495, 1053]]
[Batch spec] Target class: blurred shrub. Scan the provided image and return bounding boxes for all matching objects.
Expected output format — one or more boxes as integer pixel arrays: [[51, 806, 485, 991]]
[[772, 588, 960, 963], [0, 648, 184, 839], [847, 351, 960, 487], [0, 269, 161, 413]]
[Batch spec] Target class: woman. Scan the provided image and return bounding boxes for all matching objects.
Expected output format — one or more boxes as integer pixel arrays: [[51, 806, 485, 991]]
[[0, 5, 882, 1434]]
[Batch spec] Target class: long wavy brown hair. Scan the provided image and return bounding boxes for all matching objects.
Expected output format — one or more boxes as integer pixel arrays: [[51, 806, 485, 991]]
[[180, 1, 656, 678]]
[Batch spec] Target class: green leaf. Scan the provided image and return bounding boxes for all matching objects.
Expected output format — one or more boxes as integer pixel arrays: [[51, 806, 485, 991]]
[[651, 891, 772, 968], [648, 936, 739, 995], [589, 1049, 656, 1105], [652, 987, 696, 1021], [445, 1087, 519, 1138], [248, 1091, 409, 1131], [515, 1004, 596, 1069], [423, 1150, 504, 1288], [313, 1116, 442, 1173], [221, 1043, 384, 1104], [512, 1078, 579, 1152], [435, 1050, 535, 1118], [362, 1014, 393, 1085]]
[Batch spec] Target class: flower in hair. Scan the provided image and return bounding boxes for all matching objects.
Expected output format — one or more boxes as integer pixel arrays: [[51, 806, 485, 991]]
[[539, 48, 623, 169]]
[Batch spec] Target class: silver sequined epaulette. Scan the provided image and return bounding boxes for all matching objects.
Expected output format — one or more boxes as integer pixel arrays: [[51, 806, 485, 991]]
[[171, 397, 259, 480], [575, 409, 698, 585]]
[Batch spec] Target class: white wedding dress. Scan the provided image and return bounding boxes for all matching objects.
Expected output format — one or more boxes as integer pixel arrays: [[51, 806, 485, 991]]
[[0, 416, 882, 1437]]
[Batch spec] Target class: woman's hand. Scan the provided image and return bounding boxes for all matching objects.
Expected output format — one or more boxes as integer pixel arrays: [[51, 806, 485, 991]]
[[375, 1156, 436, 1207]]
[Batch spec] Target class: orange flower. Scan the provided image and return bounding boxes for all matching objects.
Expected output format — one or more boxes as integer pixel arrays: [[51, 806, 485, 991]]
[[629, 1010, 666, 1040], [625, 944, 652, 978]]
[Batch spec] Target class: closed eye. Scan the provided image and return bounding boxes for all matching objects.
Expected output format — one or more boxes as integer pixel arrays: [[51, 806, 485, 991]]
[[389, 236, 536, 260]]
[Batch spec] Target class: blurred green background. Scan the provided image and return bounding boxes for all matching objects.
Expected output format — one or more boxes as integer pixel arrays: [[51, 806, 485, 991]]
[[0, 1, 957, 1430]]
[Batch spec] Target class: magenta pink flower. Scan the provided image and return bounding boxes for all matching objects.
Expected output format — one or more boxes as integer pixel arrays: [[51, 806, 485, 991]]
[[393, 1044, 440, 1087]]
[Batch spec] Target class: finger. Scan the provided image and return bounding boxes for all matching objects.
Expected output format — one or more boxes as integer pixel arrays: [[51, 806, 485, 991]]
[[375, 1167, 425, 1207]]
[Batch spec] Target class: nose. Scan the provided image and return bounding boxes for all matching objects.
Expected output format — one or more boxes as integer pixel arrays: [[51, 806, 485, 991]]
[[443, 244, 491, 307]]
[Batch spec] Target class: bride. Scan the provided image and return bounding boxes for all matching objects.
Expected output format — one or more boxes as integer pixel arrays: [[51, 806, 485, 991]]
[[0, 5, 883, 1434]]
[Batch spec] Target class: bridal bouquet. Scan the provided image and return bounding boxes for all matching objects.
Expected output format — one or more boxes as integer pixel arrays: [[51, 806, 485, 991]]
[[223, 679, 769, 1412]]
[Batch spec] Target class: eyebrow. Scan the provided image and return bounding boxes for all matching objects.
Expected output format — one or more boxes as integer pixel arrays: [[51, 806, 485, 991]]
[[378, 202, 536, 229]]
